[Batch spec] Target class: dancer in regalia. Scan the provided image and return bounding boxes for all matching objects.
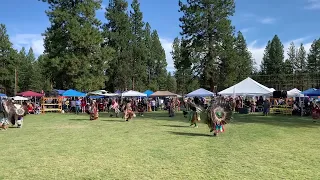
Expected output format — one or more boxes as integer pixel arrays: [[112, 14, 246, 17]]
[[137, 99, 144, 116], [205, 97, 232, 136], [0, 99, 26, 129], [0, 100, 9, 130], [188, 101, 202, 128], [124, 100, 135, 121], [110, 99, 120, 117], [89, 100, 99, 120]]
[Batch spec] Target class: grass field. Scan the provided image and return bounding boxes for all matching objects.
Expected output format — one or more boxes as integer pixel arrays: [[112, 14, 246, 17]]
[[1, 111, 319, 180]]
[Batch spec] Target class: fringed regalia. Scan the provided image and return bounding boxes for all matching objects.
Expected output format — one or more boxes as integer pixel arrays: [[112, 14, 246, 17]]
[[188, 102, 202, 128], [89, 101, 99, 120], [137, 101, 144, 116], [168, 100, 175, 117], [124, 102, 135, 121], [0, 101, 9, 130], [312, 103, 320, 122], [1, 100, 26, 129], [205, 97, 232, 136], [110, 100, 120, 117]]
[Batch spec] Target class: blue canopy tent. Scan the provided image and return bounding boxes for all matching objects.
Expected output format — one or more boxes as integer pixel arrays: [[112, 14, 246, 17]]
[[186, 88, 215, 97], [57, 90, 66, 95], [0, 93, 7, 99], [62, 89, 86, 97], [303, 89, 320, 96], [143, 90, 154, 97], [301, 88, 318, 96]]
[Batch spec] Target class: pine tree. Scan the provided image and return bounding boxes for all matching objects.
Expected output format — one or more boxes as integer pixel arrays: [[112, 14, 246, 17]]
[[296, 43, 307, 73], [234, 31, 253, 82], [166, 72, 177, 92], [260, 35, 285, 89], [307, 39, 320, 87], [0, 24, 18, 95], [172, 37, 190, 94], [103, 0, 132, 91], [151, 30, 167, 90], [260, 40, 271, 75], [295, 43, 307, 90], [178, 0, 236, 91], [42, 0, 109, 91], [286, 42, 296, 72], [218, 30, 237, 89], [37, 54, 54, 91], [130, 0, 147, 91], [144, 22, 156, 89]]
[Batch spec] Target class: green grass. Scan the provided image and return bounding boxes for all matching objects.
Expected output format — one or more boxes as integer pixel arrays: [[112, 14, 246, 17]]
[[1, 111, 319, 180]]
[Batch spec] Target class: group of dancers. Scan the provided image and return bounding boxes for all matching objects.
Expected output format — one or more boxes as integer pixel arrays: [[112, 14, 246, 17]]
[[86, 96, 233, 136], [87, 99, 137, 122]]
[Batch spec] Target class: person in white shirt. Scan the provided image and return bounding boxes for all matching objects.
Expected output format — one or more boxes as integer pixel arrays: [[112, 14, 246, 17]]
[[151, 99, 156, 111]]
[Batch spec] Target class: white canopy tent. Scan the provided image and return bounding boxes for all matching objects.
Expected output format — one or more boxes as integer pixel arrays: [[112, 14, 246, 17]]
[[287, 88, 304, 97], [11, 96, 29, 101], [87, 90, 119, 97], [218, 77, 273, 96], [121, 90, 147, 97]]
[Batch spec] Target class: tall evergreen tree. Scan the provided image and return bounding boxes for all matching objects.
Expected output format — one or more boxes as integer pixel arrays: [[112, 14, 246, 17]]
[[234, 31, 253, 82], [296, 43, 307, 73], [17, 47, 36, 91], [166, 72, 177, 92], [171, 37, 197, 94], [37, 54, 54, 91], [307, 39, 320, 87], [151, 30, 167, 90], [130, 0, 146, 91], [144, 22, 153, 87], [0, 24, 18, 95], [294, 43, 307, 89], [178, 0, 236, 91], [42, 0, 110, 91], [286, 42, 296, 72], [260, 35, 285, 89], [104, 0, 132, 91], [260, 40, 271, 75]]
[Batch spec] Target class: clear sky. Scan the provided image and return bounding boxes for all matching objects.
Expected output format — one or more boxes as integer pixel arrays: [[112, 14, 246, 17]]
[[1, 0, 320, 72]]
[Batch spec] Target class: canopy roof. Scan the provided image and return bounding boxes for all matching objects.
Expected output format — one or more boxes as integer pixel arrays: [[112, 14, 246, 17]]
[[87, 90, 118, 97], [303, 89, 320, 96], [88, 96, 104, 99], [143, 90, 154, 97], [150, 91, 178, 97], [301, 88, 318, 96], [11, 96, 29, 101], [122, 90, 147, 97], [17, 91, 43, 97], [218, 77, 273, 96], [0, 93, 6, 97], [186, 88, 215, 97], [62, 89, 86, 97], [287, 88, 303, 97]]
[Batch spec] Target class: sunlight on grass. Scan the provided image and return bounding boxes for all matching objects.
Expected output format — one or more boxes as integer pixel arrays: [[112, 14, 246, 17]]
[[0, 111, 319, 179]]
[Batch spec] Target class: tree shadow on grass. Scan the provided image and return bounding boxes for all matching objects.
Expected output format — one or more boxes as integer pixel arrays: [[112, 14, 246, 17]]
[[168, 131, 212, 137], [100, 119, 125, 123], [68, 118, 88, 121], [161, 125, 190, 128], [234, 113, 319, 128]]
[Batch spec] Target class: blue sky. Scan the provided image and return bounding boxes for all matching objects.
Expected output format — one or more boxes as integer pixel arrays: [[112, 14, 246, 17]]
[[1, 0, 320, 71]]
